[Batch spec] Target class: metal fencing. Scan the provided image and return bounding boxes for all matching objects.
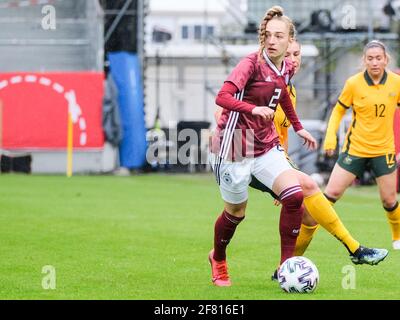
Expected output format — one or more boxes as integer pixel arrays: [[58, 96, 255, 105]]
[[0, 0, 104, 72]]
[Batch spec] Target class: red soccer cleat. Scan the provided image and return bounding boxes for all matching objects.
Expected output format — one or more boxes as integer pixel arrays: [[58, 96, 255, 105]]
[[208, 250, 231, 287]]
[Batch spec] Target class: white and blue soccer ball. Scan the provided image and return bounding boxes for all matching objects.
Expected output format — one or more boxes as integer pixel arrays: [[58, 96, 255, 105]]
[[277, 256, 319, 293]]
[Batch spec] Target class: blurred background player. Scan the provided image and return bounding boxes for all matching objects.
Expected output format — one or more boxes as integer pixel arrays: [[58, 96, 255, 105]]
[[208, 6, 317, 287], [322, 40, 400, 250]]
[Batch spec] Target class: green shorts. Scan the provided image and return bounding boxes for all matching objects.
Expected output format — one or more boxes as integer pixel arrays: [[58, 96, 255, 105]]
[[337, 152, 397, 178]]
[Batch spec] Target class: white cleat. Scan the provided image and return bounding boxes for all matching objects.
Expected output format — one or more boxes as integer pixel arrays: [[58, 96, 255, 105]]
[[350, 246, 389, 265], [392, 240, 400, 250]]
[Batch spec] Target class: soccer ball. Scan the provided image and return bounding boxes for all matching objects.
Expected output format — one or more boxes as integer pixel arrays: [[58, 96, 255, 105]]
[[277, 256, 319, 293]]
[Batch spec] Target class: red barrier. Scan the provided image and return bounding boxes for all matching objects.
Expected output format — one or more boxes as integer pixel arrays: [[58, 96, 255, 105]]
[[0, 72, 104, 150]]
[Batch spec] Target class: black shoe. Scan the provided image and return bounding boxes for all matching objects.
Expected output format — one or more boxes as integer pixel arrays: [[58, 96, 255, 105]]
[[350, 246, 388, 265], [271, 269, 278, 281]]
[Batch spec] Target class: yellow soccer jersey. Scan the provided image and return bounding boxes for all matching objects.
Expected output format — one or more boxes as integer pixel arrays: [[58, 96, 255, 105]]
[[324, 70, 400, 157], [274, 84, 297, 147]]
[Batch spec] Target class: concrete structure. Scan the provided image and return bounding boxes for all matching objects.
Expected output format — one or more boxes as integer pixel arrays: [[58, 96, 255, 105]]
[[0, 0, 116, 174]]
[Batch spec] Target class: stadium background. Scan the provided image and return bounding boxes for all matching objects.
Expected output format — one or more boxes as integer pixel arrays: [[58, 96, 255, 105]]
[[0, 0, 400, 300]]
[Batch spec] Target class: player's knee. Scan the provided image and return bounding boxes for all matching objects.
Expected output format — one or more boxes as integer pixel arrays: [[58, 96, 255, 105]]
[[324, 188, 342, 201], [224, 201, 247, 218], [301, 177, 319, 197], [382, 197, 398, 210], [280, 187, 304, 210]]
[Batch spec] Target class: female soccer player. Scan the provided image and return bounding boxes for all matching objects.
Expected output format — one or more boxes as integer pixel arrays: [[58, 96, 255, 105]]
[[208, 6, 318, 287], [322, 40, 400, 250], [211, 21, 388, 288], [249, 39, 388, 281]]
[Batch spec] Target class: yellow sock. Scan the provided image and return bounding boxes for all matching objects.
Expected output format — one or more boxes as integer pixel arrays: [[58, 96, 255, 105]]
[[385, 202, 400, 241], [294, 224, 319, 256], [304, 192, 360, 254]]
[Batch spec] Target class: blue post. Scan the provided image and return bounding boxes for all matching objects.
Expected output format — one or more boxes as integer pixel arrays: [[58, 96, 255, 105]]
[[108, 52, 147, 169]]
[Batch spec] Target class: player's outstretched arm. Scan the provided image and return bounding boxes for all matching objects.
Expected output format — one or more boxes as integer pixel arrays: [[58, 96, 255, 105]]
[[323, 104, 347, 156]]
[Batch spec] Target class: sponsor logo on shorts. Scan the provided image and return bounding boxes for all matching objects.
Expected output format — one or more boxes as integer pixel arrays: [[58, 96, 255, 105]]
[[344, 156, 353, 165]]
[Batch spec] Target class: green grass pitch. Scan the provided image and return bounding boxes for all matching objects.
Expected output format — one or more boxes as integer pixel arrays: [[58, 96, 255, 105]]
[[0, 173, 399, 300]]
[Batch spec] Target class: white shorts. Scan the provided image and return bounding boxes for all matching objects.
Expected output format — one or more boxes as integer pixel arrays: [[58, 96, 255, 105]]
[[209, 146, 293, 204]]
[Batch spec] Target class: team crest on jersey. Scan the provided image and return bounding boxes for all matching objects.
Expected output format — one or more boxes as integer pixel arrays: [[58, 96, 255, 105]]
[[222, 172, 233, 185], [265, 76, 272, 82], [389, 92, 396, 97], [344, 156, 353, 165]]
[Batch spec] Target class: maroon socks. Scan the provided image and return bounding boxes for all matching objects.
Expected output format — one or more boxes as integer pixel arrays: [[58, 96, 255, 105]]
[[279, 185, 304, 265], [212, 184, 303, 265], [213, 210, 245, 261]]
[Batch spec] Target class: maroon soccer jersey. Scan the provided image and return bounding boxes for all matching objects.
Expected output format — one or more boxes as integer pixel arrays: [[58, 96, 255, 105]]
[[211, 51, 303, 160]]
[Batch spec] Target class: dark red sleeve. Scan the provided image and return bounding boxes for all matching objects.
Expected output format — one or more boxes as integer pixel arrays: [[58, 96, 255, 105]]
[[215, 81, 256, 114], [279, 86, 303, 132], [226, 55, 256, 91]]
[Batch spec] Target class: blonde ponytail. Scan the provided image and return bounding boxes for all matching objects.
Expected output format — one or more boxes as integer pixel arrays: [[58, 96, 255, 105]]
[[258, 6, 296, 63]]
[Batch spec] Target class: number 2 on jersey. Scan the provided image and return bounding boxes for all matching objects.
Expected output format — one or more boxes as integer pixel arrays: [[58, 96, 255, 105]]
[[268, 88, 282, 109]]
